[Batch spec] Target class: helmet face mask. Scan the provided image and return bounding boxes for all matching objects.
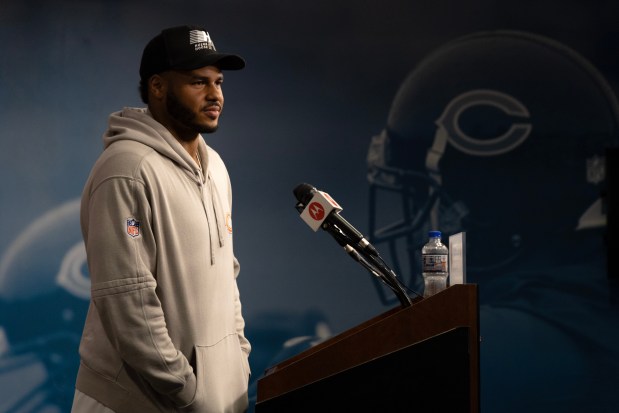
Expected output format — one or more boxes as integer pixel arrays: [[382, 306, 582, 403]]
[[367, 31, 619, 301]]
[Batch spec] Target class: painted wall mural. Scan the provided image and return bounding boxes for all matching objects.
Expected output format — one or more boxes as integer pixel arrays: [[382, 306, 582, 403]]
[[1, 1, 618, 412]]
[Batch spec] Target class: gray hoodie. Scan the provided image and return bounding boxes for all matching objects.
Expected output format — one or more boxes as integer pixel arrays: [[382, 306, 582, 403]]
[[75, 107, 251, 413]]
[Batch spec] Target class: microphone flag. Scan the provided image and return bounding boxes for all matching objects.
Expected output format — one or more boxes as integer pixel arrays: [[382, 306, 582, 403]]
[[299, 190, 343, 231]]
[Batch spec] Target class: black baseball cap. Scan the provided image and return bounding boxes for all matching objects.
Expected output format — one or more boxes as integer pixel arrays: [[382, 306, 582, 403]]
[[139, 25, 245, 81]]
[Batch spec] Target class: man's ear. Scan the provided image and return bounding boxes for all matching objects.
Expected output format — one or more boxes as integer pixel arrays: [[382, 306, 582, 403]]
[[149, 74, 166, 100]]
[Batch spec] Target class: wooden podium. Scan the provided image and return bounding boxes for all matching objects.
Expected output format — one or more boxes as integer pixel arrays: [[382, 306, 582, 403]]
[[255, 284, 480, 412]]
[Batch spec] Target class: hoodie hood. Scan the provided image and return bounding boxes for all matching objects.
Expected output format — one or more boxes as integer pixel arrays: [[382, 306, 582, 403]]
[[103, 107, 207, 180]]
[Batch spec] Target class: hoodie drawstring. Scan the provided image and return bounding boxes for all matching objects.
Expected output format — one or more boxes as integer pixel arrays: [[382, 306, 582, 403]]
[[204, 171, 226, 265]]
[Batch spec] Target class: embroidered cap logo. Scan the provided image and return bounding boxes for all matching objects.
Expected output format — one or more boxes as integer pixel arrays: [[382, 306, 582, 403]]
[[189, 29, 216, 52]]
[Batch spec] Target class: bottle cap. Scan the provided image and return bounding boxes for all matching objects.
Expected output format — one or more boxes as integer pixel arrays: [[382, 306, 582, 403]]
[[428, 230, 442, 238]]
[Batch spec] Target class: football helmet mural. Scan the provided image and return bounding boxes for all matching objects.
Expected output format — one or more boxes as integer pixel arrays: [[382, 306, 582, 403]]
[[367, 30, 619, 299], [0, 199, 89, 412]]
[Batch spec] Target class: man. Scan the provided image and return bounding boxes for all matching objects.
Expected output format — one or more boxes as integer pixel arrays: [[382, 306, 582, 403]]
[[71, 25, 251, 413]]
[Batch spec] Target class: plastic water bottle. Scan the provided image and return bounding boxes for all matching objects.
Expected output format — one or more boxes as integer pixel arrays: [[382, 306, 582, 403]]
[[422, 230, 449, 297]]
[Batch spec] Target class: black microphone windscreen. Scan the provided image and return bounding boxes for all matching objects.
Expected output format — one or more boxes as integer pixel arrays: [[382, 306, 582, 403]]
[[293, 183, 316, 205]]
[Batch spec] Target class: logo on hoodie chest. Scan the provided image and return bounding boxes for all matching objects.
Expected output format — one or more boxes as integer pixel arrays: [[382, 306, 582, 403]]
[[225, 213, 233, 234]]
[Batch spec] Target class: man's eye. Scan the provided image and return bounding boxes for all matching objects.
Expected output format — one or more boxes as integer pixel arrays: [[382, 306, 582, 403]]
[[192, 80, 207, 87]]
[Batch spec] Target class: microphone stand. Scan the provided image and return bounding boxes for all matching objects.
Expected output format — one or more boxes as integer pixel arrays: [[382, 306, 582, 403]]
[[322, 221, 413, 307]]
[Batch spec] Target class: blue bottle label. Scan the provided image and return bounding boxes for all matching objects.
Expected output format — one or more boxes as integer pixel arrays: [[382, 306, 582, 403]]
[[423, 254, 448, 273]]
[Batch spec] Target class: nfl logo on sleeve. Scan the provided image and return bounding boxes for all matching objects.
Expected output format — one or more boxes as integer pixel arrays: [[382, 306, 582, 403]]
[[127, 218, 141, 238]]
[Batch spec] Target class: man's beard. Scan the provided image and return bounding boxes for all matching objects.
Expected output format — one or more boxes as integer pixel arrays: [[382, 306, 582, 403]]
[[166, 91, 218, 140]]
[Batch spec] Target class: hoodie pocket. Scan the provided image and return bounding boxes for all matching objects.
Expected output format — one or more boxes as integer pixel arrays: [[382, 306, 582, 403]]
[[181, 336, 249, 413]]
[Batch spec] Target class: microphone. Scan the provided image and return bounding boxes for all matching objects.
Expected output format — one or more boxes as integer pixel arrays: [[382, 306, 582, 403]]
[[293, 182, 414, 307], [293, 183, 379, 257]]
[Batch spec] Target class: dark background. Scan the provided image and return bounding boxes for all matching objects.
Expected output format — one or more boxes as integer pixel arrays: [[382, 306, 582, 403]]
[[1, 1, 618, 412]]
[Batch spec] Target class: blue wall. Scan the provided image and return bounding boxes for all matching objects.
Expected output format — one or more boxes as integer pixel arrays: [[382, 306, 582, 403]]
[[1, 1, 618, 412]]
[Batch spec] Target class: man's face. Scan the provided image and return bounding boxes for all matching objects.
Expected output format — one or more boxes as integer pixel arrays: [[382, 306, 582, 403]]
[[163, 66, 225, 141]]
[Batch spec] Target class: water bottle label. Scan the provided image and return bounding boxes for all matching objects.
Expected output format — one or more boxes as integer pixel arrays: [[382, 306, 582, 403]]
[[422, 254, 448, 273]]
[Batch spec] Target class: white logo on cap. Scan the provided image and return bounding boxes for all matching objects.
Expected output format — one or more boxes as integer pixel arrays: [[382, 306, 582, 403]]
[[189, 29, 216, 51]]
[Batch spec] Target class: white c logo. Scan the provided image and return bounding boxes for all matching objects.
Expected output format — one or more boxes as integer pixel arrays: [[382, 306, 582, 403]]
[[436, 89, 532, 156]]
